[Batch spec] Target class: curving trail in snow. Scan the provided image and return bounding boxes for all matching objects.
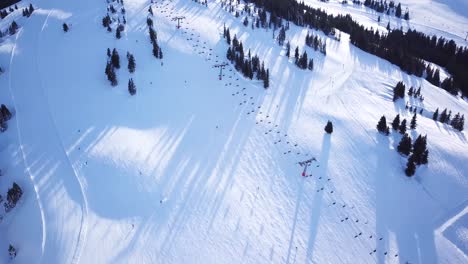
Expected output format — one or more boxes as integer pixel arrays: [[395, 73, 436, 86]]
[[6, 8, 88, 264]]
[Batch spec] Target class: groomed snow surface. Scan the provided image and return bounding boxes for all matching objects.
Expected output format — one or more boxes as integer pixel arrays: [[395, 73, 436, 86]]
[[0, 0, 467, 263]]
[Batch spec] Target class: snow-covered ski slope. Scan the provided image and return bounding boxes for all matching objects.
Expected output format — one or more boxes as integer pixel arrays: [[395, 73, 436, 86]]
[[301, 0, 468, 46], [0, 0, 467, 263]]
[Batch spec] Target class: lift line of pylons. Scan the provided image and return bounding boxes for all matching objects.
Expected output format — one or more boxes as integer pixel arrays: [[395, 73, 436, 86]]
[[172, 16, 185, 29], [213, 63, 229, 80], [298, 157, 317, 177]]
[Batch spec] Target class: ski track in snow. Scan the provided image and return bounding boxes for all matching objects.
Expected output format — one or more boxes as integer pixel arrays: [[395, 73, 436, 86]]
[[37, 9, 89, 264], [7, 27, 47, 259], [5, 8, 88, 263]]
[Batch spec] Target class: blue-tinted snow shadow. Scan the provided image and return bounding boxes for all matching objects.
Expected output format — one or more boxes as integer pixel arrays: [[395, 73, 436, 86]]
[[374, 134, 438, 264]]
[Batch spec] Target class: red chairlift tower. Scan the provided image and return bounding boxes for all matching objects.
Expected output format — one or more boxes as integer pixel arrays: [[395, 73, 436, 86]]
[[298, 158, 317, 177]]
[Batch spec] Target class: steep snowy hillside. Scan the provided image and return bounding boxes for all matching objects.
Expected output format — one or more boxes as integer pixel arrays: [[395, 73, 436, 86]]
[[0, 0, 467, 263], [301, 0, 468, 46]]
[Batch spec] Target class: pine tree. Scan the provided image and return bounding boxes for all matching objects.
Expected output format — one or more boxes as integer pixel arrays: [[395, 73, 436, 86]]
[[393, 81, 405, 101], [286, 41, 290, 57], [432, 108, 439, 121], [63, 23, 69, 32], [410, 113, 417, 129], [404, 10, 410, 20], [8, 244, 16, 259], [376, 115, 388, 134], [412, 135, 428, 165], [111, 48, 120, 69], [396, 3, 402, 18], [263, 70, 269, 89], [405, 155, 416, 176], [128, 78, 136, 95], [450, 113, 460, 130], [29, 3, 34, 15], [226, 28, 231, 44], [116, 27, 121, 39], [308, 58, 314, 71], [439, 108, 447, 123], [128, 54, 136, 73], [459, 115, 465, 131], [294, 46, 299, 63], [399, 119, 407, 134], [397, 133, 412, 156], [9, 21, 18, 35], [392, 114, 400, 130], [324, 121, 333, 134]]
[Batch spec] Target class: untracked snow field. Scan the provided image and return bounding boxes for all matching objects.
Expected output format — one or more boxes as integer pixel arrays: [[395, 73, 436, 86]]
[[0, 0, 467, 263]]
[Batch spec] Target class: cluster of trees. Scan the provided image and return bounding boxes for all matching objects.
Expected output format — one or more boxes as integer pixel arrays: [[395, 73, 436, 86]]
[[8, 20, 18, 35], [402, 135, 428, 176], [243, 0, 468, 98], [377, 113, 427, 176], [433, 108, 465, 131], [147, 18, 163, 59], [224, 27, 270, 88], [377, 113, 418, 136], [3, 182, 23, 212], [407, 86, 424, 101], [0, 104, 12, 132], [102, 0, 127, 33], [0, 3, 17, 19], [363, 0, 409, 20], [393, 81, 405, 101], [0, 0, 19, 11], [305, 32, 327, 55], [22, 3, 34, 17], [293, 47, 314, 70]]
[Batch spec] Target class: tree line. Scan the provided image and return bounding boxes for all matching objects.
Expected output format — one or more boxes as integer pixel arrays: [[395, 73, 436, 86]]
[[243, 0, 468, 98], [224, 26, 270, 88]]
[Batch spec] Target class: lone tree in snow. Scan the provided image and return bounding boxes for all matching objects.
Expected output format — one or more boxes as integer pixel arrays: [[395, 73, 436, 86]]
[[324, 121, 333, 134], [8, 244, 16, 259], [63, 23, 69, 32], [127, 53, 136, 73], [128, 78, 136, 95]]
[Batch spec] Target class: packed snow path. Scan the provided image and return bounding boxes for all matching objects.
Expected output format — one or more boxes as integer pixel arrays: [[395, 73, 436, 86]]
[[7, 7, 88, 264]]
